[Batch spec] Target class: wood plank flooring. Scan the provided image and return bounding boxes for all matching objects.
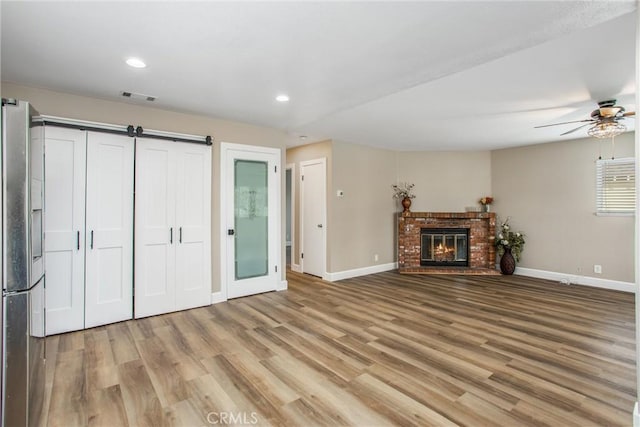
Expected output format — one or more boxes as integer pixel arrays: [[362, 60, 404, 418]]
[[43, 271, 636, 426]]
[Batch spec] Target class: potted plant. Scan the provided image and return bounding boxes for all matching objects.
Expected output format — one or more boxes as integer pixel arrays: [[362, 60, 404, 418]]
[[392, 182, 415, 212], [479, 196, 493, 212], [495, 217, 525, 275]]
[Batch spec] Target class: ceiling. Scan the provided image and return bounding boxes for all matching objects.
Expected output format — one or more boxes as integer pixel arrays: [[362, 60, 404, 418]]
[[1, 1, 637, 151]]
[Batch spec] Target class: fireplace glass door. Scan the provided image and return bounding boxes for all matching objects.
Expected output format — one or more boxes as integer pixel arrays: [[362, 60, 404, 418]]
[[421, 228, 469, 267]]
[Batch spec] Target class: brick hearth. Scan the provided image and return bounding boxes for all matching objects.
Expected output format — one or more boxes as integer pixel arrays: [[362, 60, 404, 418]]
[[398, 211, 498, 274]]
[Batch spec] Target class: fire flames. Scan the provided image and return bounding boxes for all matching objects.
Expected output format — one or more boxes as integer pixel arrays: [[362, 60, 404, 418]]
[[434, 243, 455, 262]]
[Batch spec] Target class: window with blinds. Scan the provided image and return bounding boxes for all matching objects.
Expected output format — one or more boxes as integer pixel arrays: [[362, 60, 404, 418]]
[[595, 157, 636, 215]]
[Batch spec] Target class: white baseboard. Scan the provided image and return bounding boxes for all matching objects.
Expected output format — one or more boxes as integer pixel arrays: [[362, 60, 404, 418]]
[[634, 402, 640, 427], [324, 262, 398, 282], [278, 279, 288, 291], [291, 263, 301, 273], [516, 267, 635, 293], [210, 290, 227, 304]]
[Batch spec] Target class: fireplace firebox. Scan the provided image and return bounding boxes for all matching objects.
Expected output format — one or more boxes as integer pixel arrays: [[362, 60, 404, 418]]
[[420, 228, 469, 267]]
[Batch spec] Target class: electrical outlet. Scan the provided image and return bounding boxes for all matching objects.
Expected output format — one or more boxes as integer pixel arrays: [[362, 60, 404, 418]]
[[594, 264, 602, 274], [374, 254, 379, 262]]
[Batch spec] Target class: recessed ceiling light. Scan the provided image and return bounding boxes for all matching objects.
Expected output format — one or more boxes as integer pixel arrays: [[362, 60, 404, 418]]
[[275, 94, 290, 103], [126, 57, 147, 68]]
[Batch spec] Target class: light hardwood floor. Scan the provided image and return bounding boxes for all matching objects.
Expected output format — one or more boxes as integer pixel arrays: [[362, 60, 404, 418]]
[[43, 271, 636, 426]]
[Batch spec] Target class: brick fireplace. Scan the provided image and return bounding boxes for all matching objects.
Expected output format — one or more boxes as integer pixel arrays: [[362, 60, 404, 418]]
[[398, 212, 498, 274]]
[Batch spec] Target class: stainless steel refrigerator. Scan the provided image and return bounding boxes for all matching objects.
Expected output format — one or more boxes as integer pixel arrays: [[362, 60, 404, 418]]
[[1, 99, 46, 427]]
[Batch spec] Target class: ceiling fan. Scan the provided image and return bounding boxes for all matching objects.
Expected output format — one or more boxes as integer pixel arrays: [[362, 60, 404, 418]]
[[535, 99, 635, 137]]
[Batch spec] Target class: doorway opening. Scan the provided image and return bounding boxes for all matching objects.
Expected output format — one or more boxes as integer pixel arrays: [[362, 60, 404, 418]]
[[285, 165, 294, 268]]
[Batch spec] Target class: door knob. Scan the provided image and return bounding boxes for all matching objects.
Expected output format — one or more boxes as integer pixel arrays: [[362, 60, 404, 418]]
[[228, 229, 235, 236], [317, 224, 323, 228]]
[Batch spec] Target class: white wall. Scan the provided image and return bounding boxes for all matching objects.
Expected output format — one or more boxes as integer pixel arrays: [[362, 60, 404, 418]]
[[288, 135, 634, 286], [396, 150, 492, 212], [330, 140, 398, 273], [491, 133, 635, 283], [286, 143, 493, 275]]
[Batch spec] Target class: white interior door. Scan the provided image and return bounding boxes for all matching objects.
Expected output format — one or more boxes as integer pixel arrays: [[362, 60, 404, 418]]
[[300, 158, 326, 278], [175, 143, 211, 310], [44, 127, 86, 335], [84, 132, 134, 328], [221, 143, 280, 299], [134, 138, 176, 318]]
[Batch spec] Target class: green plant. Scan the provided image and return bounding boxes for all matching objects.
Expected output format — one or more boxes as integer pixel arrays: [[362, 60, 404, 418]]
[[392, 182, 415, 199], [496, 217, 525, 262]]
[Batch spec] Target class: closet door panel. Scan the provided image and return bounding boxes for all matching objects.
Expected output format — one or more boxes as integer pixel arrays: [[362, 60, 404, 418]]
[[175, 145, 211, 310], [134, 138, 177, 318], [84, 132, 134, 328], [44, 127, 86, 335]]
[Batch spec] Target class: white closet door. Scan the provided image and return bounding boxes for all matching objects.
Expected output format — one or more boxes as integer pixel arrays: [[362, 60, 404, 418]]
[[44, 127, 86, 335], [175, 144, 211, 310], [84, 132, 134, 328], [300, 159, 326, 277], [134, 138, 177, 318]]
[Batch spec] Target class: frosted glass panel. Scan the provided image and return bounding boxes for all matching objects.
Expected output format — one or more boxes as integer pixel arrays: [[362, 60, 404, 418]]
[[234, 160, 268, 280]]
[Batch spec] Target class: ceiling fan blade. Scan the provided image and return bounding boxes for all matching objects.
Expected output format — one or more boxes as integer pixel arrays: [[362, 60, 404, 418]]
[[622, 111, 635, 117], [560, 123, 593, 136], [534, 119, 594, 129]]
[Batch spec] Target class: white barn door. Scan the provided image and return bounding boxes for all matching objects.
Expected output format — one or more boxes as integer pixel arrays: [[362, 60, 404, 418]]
[[134, 138, 177, 318], [175, 143, 212, 311], [43, 127, 86, 335], [84, 132, 134, 328]]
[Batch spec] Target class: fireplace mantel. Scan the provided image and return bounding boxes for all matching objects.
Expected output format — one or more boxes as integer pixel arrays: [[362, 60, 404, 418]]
[[398, 211, 498, 275]]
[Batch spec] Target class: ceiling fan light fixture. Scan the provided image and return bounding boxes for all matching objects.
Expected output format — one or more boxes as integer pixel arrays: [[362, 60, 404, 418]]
[[587, 121, 626, 139], [598, 106, 623, 118]]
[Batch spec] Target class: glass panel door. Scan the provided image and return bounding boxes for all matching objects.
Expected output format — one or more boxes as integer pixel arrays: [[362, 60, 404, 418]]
[[223, 143, 280, 300], [234, 159, 268, 280]]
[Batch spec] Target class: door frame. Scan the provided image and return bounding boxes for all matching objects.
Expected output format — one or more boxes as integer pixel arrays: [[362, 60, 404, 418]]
[[219, 142, 282, 300], [286, 163, 299, 272], [300, 158, 327, 279]]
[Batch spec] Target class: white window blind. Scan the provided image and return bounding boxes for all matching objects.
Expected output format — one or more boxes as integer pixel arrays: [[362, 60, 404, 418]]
[[595, 157, 636, 215]]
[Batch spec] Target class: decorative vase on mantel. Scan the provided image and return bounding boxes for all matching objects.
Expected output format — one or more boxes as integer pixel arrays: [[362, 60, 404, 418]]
[[500, 247, 516, 275], [401, 197, 412, 212]]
